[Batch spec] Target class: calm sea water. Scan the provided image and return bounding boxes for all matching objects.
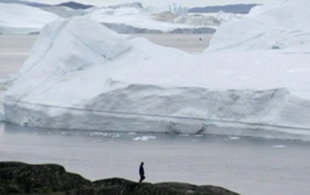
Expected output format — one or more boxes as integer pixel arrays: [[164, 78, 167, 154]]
[[1, 123, 310, 195]]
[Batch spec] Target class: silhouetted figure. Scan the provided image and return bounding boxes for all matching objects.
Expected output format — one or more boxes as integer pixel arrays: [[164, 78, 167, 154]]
[[139, 162, 145, 183]]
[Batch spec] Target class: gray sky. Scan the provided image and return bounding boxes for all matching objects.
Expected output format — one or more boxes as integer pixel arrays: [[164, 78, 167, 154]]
[[32, 0, 271, 7]]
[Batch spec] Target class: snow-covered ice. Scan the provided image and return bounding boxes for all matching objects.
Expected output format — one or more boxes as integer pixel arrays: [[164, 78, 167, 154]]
[[133, 135, 156, 141], [40, 6, 85, 18], [0, 94, 4, 122], [85, 5, 217, 34], [0, 3, 59, 34], [2, 0, 310, 140], [207, 0, 310, 52], [0, 2, 217, 34], [215, 11, 243, 23], [273, 145, 286, 148]]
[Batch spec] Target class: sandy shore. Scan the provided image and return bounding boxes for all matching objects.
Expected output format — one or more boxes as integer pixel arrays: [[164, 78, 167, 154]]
[[0, 34, 212, 78]]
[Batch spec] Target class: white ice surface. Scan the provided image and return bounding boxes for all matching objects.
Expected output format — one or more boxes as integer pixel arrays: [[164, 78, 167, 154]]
[[0, 2, 216, 34], [0, 93, 3, 121], [3, 0, 310, 140], [85, 6, 216, 33], [0, 3, 59, 34], [215, 11, 243, 22], [207, 0, 310, 52]]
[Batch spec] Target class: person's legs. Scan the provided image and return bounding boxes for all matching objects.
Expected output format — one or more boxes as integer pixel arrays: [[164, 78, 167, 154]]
[[139, 175, 145, 183]]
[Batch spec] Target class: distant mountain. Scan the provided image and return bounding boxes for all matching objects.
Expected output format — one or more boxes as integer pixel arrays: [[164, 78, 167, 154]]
[[55, 1, 94, 9], [189, 4, 260, 14]]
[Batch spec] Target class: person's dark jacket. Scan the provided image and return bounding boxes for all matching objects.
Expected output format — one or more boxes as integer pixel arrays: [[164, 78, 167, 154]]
[[139, 164, 144, 176]]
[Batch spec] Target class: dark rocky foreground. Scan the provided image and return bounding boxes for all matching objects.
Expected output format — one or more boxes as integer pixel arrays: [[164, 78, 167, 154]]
[[0, 162, 240, 195]]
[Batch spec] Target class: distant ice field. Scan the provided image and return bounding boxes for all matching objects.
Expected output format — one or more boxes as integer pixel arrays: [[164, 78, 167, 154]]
[[1, 123, 310, 195], [0, 34, 211, 78]]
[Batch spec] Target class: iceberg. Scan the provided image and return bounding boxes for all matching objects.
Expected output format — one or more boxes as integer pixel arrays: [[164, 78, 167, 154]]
[[0, 2, 216, 34], [40, 6, 85, 18], [0, 3, 59, 34], [106, 2, 143, 10], [215, 11, 243, 23], [167, 3, 188, 16], [4, 17, 211, 132], [85, 5, 217, 34], [207, 0, 310, 51], [3, 0, 310, 140], [0, 92, 4, 122]]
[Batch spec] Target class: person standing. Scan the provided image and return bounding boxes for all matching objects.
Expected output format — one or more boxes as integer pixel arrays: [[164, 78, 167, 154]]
[[139, 162, 145, 183]]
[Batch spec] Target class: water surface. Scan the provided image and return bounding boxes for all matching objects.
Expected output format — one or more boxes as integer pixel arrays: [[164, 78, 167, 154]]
[[1, 123, 309, 195]]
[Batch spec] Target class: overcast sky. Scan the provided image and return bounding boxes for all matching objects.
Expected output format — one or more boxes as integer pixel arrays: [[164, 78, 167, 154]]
[[32, 0, 271, 7]]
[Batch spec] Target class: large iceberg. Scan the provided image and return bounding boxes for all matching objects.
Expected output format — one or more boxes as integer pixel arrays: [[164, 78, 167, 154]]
[[3, 0, 310, 140], [4, 17, 208, 132], [0, 3, 59, 34]]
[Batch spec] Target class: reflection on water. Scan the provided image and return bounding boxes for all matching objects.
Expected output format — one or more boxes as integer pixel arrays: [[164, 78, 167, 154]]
[[1, 122, 310, 195]]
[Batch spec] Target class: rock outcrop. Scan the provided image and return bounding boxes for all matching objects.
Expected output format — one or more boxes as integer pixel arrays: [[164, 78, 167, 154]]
[[0, 161, 240, 195], [0, 162, 91, 194]]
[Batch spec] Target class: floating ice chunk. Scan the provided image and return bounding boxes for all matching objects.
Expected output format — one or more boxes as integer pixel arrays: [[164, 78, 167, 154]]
[[230, 136, 240, 140], [92, 140, 102, 143], [179, 134, 190, 137], [112, 134, 121, 138], [133, 136, 156, 141], [273, 145, 286, 148], [90, 132, 109, 137]]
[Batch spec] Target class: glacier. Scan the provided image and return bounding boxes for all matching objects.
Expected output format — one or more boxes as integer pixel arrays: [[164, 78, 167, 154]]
[[2, 0, 310, 140]]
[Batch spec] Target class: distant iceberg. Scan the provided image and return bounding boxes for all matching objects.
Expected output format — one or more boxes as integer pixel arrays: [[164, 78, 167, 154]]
[[84, 3, 217, 34], [0, 3, 59, 34], [0, 1, 217, 35], [207, 0, 310, 51]]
